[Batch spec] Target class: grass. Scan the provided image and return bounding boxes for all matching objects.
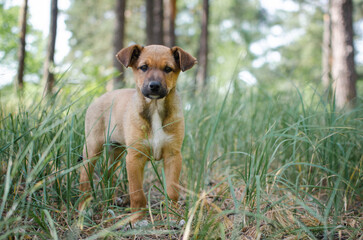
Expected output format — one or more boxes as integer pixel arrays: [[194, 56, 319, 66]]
[[0, 80, 362, 239]]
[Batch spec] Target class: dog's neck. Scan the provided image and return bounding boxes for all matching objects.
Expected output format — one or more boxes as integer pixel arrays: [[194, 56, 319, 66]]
[[145, 97, 166, 118], [136, 87, 178, 125]]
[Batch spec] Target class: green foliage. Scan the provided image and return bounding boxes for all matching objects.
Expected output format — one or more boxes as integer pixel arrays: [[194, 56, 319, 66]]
[[25, 30, 46, 78], [274, 6, 325, 84], [65, 0, 114, 66], [0, 3, 19, 64], [2, 0, 363, 93], [0, 78, 362, 238], [0, 3, 46, 86], [62, 0, 363, 93], [65, 0, 145, 84], [208, 0, 265, 85]]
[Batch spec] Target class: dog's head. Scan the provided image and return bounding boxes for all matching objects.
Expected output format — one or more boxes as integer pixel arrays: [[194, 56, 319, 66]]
[[116, 45, 197, 99]]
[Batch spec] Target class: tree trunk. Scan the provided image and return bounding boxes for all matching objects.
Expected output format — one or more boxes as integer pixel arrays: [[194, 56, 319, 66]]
[[331, 0, 357, 108], [146, 0, 163, 45], [163, 0, 176, 47], [322, 11, 332, 91], [146, 0, 154, 45], [196, 0, 209, 93], [43, 0, 58, 95], [109, 0, 126, 91], [16, 0, 28, 91]]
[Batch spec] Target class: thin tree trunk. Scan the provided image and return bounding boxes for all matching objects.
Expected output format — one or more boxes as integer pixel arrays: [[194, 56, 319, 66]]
[[16, 0, 28, 91], [153, 0, 163, 44], [322, 11, 332, 91], [146, 0, 154, 45], [146, 0, 163, 45], [109, 0, 126, 91], [196, 0, 209, 93], [331, 0, 357, 108], [163, 0, 176, 47], [43, 0, 58, 95]]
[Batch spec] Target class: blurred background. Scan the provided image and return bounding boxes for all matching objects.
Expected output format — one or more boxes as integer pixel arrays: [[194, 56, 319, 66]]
[[1, 0, 362, 107]]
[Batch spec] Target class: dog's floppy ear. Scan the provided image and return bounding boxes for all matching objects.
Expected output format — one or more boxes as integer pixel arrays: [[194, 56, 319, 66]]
[[116, 44, 143, 68], [171, 46, 197, 72]]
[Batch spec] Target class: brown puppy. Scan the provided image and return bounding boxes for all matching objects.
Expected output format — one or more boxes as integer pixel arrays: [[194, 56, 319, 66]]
[[79, 45, 197, 222]]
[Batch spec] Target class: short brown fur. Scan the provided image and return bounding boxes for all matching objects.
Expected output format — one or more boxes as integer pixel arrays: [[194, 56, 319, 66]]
[[79, 45, 197, 223]]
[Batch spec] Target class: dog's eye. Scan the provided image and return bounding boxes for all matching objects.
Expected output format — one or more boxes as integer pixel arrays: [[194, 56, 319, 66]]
[[164, 66, 173, 73], [139, 65, 148, 72]]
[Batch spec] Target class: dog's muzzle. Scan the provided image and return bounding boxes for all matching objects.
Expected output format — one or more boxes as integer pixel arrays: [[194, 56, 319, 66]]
[[142, 81, 167, 99]]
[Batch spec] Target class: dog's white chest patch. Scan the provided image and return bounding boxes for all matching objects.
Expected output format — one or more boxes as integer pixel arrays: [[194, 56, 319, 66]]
[[147, 102, 172, 160]]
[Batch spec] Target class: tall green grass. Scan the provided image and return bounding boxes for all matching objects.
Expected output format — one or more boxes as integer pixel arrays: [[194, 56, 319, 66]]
[[0, 81, 362, 239], [181, 83, 362, 239]]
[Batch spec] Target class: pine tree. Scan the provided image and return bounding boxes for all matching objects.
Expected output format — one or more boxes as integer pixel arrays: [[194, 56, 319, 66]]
[[331, 0, 357, 108], [43, 0, 58, 95], [16, 0, 28, 91]]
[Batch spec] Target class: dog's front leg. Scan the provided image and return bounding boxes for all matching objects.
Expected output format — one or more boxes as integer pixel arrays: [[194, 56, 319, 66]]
[[126, 150, 147, 222], [163, 152, 182, 202]]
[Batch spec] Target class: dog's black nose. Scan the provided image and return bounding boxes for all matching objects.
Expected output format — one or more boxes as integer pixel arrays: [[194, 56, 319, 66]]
[[149, 81, 161, 92]]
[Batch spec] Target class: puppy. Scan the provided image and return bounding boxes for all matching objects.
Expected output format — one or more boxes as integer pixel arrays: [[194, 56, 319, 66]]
[[79, 44, 197, 222]]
